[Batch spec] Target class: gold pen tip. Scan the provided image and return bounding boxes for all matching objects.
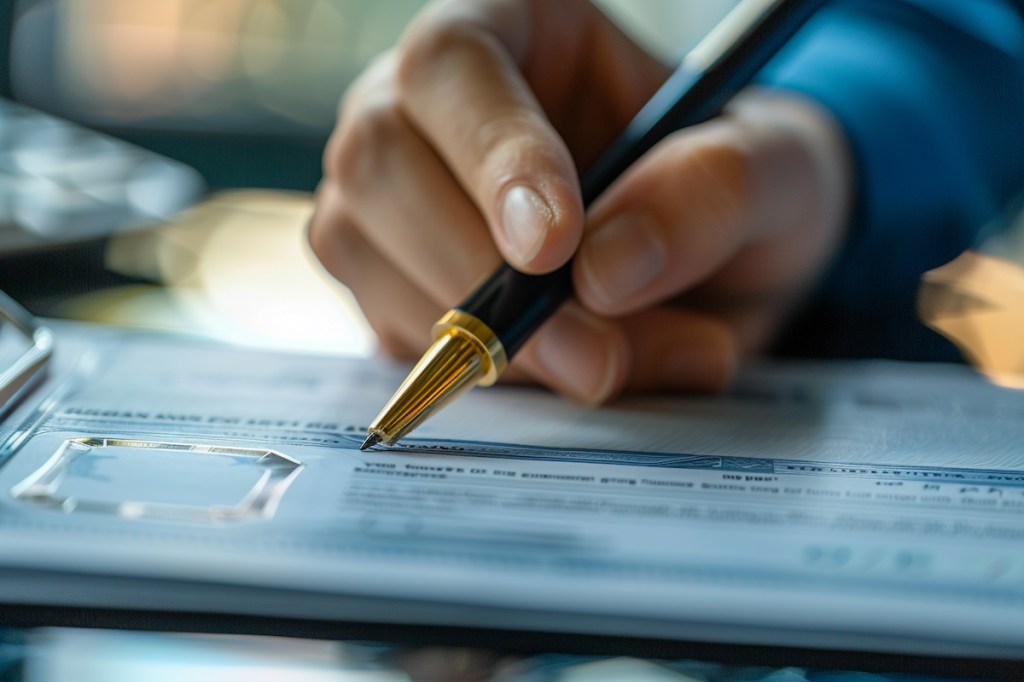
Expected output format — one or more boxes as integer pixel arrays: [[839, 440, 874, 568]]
[[359, 432, 382, 451]]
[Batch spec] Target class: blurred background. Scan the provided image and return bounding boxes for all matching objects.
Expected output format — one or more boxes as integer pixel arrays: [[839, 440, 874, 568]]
[[7, 0, 732, 188], [0, 0, 737, 357]]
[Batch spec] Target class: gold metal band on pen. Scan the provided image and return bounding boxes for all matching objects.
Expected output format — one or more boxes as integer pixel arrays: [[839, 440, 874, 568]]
[[365, 310, 508, 446], [431, 309, 508, 385]]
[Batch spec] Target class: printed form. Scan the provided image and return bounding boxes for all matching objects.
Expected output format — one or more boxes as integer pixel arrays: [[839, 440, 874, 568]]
[[0, 322, 1022, 659]]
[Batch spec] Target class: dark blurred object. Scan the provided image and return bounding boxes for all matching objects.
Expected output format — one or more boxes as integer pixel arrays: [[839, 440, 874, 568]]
[[0, 3, 13, 99]]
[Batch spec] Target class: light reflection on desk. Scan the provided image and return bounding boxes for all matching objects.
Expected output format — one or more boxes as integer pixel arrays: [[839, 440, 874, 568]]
[[60, 190, 376, 357]]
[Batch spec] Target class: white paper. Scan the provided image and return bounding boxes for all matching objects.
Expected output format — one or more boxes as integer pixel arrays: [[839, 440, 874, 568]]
[[0, 321, 1022, 660]]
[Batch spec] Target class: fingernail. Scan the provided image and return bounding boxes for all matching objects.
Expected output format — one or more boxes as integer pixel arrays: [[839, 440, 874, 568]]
[[534, 306, 619, 405], [501, 185, 551, 265], [578, 213, 665, 308]]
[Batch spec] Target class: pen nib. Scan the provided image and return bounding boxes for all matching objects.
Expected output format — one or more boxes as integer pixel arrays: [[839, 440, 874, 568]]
[[360, 432, 382, 451]]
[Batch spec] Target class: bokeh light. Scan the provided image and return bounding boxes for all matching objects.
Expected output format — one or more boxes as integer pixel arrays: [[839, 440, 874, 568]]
[[16, 0, 731, 133]]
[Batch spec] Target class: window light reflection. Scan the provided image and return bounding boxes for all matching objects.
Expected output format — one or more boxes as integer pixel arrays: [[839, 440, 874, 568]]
[[69, 191, 375, 357], [920, 198, 1024, 390]]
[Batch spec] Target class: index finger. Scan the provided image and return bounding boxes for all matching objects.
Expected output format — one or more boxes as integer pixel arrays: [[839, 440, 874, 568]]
[[395, 0, 584, 274]]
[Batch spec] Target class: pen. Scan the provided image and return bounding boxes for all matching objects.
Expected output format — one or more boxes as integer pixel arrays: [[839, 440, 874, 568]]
[[361, 0, 826, 450]]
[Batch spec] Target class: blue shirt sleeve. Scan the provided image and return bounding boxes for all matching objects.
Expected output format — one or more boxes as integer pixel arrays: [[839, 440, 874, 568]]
[[757, 0, 1024, 361]]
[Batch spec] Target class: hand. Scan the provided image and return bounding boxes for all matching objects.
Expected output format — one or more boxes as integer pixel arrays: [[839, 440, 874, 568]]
[[309, 0, 852, 404]]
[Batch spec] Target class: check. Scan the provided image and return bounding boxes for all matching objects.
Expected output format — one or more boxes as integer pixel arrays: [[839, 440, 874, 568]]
[[0, 322, 1022, 661]]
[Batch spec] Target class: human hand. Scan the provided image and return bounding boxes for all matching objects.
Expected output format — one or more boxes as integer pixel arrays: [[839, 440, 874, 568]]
[[309, 0, 852, 404]]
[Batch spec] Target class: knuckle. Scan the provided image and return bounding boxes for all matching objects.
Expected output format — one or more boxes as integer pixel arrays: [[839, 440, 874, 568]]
[[324, 99, 404, 190], [324, 55, 404, 188], [307, 199, 359, 282], [397, 19, 484, 92]]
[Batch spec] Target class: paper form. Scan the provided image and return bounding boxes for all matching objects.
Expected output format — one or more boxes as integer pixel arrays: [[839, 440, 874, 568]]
[[0, 321, 1021, 660]]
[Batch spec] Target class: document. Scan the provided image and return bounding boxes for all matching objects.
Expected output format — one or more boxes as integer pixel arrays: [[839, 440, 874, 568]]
[[0, 321, 1022, 661]]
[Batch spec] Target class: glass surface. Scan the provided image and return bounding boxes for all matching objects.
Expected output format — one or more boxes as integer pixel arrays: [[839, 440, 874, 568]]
[[0, 628, 994, 682], [0, 289, 52, 417]]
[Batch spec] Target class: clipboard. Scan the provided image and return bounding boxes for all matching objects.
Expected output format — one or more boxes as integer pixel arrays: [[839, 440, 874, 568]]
[[0, 290, 1022, 678]]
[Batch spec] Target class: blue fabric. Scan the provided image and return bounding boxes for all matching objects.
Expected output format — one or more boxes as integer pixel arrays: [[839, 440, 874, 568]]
[[757, 0, 1024, 360]]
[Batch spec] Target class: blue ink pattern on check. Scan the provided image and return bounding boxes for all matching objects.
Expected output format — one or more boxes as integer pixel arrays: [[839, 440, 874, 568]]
[[354, 435, 1024, 487]]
